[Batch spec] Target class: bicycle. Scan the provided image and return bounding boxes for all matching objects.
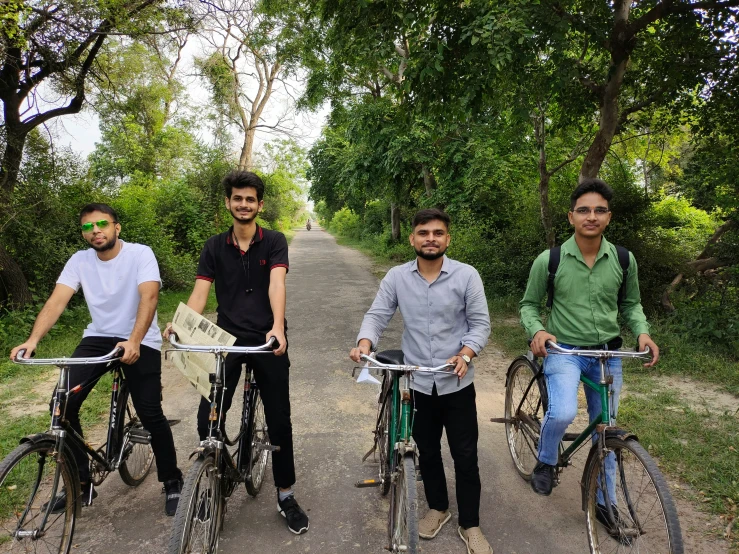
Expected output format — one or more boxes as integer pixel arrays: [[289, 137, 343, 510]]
[[166, 333, 279, 554], [493, 341, 683, 553], [1, 347, 154, 554], [353, 351, 454, 554]]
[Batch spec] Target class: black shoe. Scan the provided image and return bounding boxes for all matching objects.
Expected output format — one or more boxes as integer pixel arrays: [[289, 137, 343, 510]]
[[277, 493, 309, 535], [164, 479, 183, 517], [43, 483, 97, 514], [530, 462, 555, 496], [596, 503, 635, 545]]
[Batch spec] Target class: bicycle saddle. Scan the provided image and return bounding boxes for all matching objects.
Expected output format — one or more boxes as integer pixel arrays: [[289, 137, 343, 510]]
[[376, 350, 404, 365]]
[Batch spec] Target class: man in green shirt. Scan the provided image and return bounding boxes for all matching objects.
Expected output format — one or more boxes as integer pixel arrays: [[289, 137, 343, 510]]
[[519, 179, 660, 504]]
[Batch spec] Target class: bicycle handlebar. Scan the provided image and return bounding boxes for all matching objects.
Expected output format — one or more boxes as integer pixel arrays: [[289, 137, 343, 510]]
[[544, 341, 651, 359], [358, 353, 455, 374], [13, 347, 123, 366], [168, 332, 277, 354]]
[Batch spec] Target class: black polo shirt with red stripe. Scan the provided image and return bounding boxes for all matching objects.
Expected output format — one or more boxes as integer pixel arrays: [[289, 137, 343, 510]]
[[196, 224, 289, 343]]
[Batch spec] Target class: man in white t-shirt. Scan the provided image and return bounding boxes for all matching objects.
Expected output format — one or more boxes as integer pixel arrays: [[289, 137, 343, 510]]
[[10, 203, 183, 516]]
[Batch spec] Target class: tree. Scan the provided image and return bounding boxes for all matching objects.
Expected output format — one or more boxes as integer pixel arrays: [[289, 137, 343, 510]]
[[0, 0, 192, 306], [195, 0, 303, 171]]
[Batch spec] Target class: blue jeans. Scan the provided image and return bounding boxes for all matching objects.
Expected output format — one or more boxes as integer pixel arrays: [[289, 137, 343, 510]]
[[538, 344, 622, 505]]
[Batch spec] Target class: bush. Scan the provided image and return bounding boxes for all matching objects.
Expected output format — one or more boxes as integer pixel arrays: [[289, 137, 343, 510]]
[[329, 207, 362, 239]]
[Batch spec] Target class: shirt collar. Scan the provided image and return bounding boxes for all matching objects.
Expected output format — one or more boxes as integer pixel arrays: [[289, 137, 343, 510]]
[[225, 224, 263, 249], [562, 233, 611, 263]]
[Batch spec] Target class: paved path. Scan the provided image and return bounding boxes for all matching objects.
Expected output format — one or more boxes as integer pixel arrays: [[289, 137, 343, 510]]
[[72, 227, 728, 554]]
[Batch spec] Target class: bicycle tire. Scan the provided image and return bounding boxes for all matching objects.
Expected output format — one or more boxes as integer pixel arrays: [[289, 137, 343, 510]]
[[244, 389, 270, 497], [376, 374, 392, 496], [168, 454, 221, 554], [116, 384, 154, 486], [387, 452, 418, 554], [0, 438, 79, 554], [584, 436, 683, 554], [504, 356, 547, 479]]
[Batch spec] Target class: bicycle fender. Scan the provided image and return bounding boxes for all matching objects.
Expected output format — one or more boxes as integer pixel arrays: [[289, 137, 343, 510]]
[[19, 433, 53, 446], [504, 355, 543, 388], [188, 444, 216, 460], [579, 429, 639, 510]]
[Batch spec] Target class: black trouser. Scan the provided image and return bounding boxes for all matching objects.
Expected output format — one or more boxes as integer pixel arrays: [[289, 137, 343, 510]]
[[56, 336, 182, 485], [196, 340, 295, 489], [412, 383, 481, 529]]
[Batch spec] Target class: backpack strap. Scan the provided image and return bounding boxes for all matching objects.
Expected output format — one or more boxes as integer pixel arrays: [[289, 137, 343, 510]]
[[546, 246, 561, 308], [616, 245, 631, 310]]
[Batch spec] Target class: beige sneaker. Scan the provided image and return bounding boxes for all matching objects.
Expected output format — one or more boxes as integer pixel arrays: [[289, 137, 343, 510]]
[[458, 526, 494, 554], [418, 509, 451, 539]]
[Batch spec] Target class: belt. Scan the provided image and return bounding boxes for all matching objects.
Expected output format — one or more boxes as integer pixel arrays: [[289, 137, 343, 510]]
[[578, 337, 623, 351]]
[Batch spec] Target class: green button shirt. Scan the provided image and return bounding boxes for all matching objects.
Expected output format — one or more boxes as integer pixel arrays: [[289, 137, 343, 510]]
[[519, 234, 650, 345]]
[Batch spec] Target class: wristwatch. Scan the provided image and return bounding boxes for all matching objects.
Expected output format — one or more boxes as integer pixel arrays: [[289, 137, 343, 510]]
[[459, 354, 471, 364]]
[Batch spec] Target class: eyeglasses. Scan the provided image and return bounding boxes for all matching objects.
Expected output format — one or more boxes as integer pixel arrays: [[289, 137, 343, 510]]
[[80, 220, 115, 233], [572, 207, 610, 216]]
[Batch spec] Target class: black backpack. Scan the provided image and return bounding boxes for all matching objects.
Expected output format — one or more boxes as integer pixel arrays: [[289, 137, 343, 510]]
[[546, 245, 630, 310]]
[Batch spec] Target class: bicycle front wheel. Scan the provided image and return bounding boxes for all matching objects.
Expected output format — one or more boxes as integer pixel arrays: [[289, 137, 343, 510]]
[[244, 389, 270, 497], [116, 384, 154, 486], [387, 452, 418, 554], [585, 437, 683, 554], [504, 357, 547, 479], [168, 454, 221, 554], [0, 439, 79, 554]]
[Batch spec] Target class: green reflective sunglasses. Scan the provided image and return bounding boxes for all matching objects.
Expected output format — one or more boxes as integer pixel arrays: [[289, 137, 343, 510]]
[[80, 219, 116, 233]]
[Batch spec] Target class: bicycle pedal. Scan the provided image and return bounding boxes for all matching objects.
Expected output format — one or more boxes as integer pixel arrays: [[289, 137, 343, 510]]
[[167, 419, 181, 427], [258, 444, 280, 452], [128, 428, 151, 444], [355, 479, 382, 488]]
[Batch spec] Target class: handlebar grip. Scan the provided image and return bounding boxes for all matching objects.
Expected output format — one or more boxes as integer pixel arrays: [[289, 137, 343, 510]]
[[267, 336, 280, 350]]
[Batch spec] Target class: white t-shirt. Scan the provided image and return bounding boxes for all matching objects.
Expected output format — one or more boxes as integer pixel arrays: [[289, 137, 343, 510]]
[[57, 241, 163, 350]]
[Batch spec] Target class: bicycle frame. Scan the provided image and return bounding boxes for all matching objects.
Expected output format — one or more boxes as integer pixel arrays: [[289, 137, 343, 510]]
[[11, 348, 125, 535]]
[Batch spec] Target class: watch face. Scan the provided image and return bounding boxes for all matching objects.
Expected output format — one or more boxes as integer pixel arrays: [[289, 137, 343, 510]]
[[462, 354, 471, 363]]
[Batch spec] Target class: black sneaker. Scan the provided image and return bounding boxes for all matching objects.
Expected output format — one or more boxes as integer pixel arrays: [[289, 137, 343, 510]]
[[530, 461, 555, 496], [164, 479, 183, 516], [596, 503, 635, 545], [277, 493, 309, 535], [43, 483, 97, 514]]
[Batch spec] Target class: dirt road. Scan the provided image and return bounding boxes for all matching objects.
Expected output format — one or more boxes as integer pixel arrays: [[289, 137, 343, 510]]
[[70, 227, 729, 554]]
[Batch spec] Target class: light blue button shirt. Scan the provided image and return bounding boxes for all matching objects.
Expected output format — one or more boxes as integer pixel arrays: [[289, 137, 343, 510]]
[[357, 256, 491, 395]]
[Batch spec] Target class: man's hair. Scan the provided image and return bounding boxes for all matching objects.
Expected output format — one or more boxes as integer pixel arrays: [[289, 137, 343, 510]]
[[223, 170, 265, 201], [79, 203, 118, 224], [570, 178, 614, 210], [412, 208, 451, 230]]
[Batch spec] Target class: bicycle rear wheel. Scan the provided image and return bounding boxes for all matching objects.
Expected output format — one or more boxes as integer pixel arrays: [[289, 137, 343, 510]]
[[584, 437, 683, 554], [244, 389, 270, 497], [168, 454, 221, 554], [387, 452, 418, 554], [504, 356, 547, 479], [116, 384, 154, 486], [0, 439, 79, 554]]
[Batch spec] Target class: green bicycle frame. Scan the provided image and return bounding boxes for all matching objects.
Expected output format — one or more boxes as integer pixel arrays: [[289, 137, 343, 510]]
[[557, 359, 613, 464], [389, 372, 413, 455]]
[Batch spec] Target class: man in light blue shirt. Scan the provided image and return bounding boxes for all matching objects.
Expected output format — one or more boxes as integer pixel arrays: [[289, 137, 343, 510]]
[[350, 209, 493, 554]]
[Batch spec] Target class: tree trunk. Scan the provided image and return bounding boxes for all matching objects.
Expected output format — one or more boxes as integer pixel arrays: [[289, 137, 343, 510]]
[[538, 173, 556, 248], [579, 0, 632, 180], [390, 202, 401, 241], [421, 165, 437, 197], [0, 118, 28, 205], [238, 128, 256, 171], [0, 241, 32, 307]]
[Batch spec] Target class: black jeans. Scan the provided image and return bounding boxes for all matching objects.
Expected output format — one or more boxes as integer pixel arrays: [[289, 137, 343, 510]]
[[412, 383, 481, 529], [196, 340, 295, 489], [57, 337, 182, 484]]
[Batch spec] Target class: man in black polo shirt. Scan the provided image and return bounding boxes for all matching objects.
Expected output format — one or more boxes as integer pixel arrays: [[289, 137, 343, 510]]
[[165, 170, 309, 535]]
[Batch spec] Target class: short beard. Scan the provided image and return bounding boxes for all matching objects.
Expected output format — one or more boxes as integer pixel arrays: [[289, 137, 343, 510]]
[[91, 235, 117, 252], [230, 206, 257, 224], [415, 246, 446, 260]]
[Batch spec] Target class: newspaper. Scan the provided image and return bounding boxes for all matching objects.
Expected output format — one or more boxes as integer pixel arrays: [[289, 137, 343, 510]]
[[170, 302, 236, 399]]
